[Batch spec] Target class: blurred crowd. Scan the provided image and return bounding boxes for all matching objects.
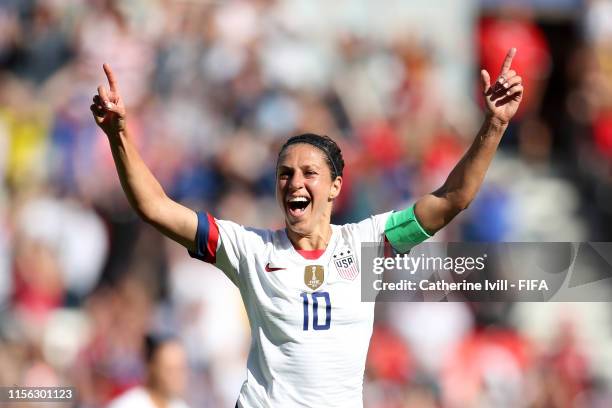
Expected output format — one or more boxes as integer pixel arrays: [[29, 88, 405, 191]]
[[1, 0, 612, 407]]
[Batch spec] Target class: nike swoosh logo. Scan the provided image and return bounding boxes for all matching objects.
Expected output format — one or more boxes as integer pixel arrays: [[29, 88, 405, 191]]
[[265, 263, 286, 272]]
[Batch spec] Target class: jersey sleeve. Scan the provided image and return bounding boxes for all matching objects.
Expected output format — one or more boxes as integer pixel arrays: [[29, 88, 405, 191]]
[[355, 211, 393, 243], [188, 211, 252, 286]]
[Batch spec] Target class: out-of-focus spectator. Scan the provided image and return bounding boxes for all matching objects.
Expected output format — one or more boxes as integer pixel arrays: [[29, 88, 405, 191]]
[[15, 194, 108, 300], [73, 278, 153, 406], [107, 335, 190, 408], [166, 241, 248, 406], [441, 326, 532, 408]]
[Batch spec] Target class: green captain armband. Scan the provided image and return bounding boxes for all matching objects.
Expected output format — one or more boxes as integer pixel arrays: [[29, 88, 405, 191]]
[[384, 205, 432, 253]]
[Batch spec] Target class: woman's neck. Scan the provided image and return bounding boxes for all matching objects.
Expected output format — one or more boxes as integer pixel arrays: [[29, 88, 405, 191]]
[[286, 224, 333, 250], [145, 385, 168, 408]]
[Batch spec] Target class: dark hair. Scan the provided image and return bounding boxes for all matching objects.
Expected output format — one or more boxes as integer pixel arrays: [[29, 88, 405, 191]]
[[143, 333, 177, 364], [277, 133, 344, 179]]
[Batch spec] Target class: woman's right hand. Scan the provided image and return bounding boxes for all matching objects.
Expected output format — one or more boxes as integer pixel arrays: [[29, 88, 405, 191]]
[[91, 64, 127, 136]]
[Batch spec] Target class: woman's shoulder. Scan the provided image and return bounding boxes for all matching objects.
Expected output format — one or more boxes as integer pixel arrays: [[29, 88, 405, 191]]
[[337, 211, 394, 229], [336, 211, 394, 241], [216, 218, 285, 248]]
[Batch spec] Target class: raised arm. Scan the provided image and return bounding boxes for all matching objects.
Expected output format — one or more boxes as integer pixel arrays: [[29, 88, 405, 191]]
[[414, 48, 523, 234], [90, 64, 198, 250]]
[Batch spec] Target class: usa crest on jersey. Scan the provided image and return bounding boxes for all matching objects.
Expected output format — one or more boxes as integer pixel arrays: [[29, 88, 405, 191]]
[[333, 249, 359, 281]]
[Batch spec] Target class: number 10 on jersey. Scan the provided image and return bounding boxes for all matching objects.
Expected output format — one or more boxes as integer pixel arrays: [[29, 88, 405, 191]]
[[301, 292, 331, 331]]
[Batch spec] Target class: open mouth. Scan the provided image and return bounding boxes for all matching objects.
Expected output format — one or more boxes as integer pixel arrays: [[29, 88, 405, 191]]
[[286, 196, 311, 218]]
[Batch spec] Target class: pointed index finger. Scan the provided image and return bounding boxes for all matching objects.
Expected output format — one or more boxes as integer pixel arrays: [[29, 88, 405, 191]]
[[103, 63, 119, 92], [500, 48, 516, 75]]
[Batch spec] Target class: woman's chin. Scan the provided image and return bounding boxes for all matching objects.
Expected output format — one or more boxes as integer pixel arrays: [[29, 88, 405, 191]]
[[285, 212, 311, 233]]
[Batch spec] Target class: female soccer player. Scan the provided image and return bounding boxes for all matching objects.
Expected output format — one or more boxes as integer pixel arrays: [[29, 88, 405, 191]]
[[91, 48, 523, 407]]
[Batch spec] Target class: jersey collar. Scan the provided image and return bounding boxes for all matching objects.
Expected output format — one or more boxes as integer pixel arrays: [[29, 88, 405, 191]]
[[282, 225, 340, 262]]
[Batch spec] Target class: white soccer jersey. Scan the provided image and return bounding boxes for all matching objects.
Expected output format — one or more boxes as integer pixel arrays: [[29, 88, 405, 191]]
[[189, 211, 392, 408]]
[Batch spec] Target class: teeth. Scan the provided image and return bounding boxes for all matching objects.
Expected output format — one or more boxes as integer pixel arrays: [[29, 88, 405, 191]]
[[288, 197, 309, 203]]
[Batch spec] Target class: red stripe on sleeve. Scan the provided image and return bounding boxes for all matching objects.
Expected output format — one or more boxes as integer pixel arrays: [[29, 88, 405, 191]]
[[205, 213, 219, 263], [383, 236, 393, 257]]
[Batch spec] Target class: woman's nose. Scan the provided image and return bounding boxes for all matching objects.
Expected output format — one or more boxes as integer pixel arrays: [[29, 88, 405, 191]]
[[289, 173, 305, 190]]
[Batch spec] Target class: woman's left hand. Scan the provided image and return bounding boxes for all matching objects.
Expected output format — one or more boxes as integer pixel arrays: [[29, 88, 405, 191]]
[[480, 47, 523, 125]]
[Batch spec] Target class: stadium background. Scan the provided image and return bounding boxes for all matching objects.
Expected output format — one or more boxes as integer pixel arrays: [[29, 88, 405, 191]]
[[1, 0, 612, 406]]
